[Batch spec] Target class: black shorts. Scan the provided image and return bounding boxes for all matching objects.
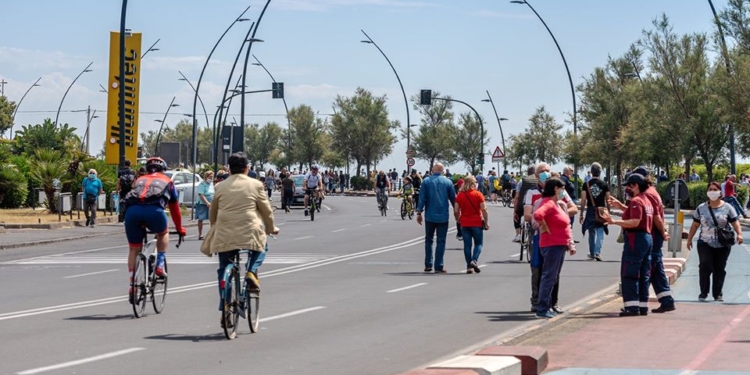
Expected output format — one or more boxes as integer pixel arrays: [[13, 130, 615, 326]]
[[502, 183, 511, 192], [305, 188, 317, 196]]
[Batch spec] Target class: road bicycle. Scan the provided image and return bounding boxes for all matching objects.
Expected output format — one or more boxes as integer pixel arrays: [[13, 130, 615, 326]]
[[501, 189, 513, 208], [377, 189, 388, 217], [130, 229, 183, 318], [220, 250, 262, 339], [519, 219, 533, 263], [399, 194, 414, 220]]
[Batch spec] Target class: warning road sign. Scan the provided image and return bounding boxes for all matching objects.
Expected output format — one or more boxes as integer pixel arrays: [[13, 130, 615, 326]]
[[491, 146, 505, 162]]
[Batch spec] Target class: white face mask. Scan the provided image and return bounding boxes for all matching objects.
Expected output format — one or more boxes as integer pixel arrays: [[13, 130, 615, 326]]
[[707, 191, 721, 201]]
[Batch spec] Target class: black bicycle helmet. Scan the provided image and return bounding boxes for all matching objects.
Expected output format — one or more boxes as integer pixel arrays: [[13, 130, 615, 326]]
[[145, 157, 167, 173]]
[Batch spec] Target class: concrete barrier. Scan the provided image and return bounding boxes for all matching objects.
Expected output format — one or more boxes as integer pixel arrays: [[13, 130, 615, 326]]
[[429, 355, 521, 375], [476, 346, 547, 375]]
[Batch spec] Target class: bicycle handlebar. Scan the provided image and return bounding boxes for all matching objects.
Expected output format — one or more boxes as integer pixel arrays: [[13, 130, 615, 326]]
[[168, 231, 184, 248]]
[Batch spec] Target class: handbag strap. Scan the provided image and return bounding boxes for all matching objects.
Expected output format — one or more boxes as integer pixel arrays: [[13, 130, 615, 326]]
[[463, 190, 484, 220], [586, 181, 598, 215], [707, 204, 723, 228]]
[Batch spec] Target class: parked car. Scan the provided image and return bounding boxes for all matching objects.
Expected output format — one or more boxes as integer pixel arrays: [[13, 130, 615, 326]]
[[290, 174, 306, 206], [164, 170, 203, 206]]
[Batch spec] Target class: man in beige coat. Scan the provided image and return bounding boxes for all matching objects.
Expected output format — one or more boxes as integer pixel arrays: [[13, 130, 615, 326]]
[[201, 152, 278, 297]]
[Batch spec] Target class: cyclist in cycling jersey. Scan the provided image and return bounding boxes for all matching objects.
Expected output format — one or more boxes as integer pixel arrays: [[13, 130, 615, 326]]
[[375, 170, 390, 209], [303, 165, 324, 217], [123, 157, 187, 289]]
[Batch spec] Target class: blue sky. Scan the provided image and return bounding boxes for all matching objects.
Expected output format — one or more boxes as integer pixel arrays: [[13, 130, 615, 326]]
[[0, 0, 730, 173]]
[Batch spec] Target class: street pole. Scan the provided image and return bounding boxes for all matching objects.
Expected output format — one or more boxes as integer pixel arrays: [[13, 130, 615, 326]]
[[54, 61, 93, 127], [252, 54, 292, 163], [154, 96, 179, 156], [482, 90, 508, 170], [512, 0, 578, 194], [433, 97, 484, 174], [9, 77, 41, 140], [361, 29, 411, 173], [118, 0, 128, 168], [239, 0, 272, 149], [708, 0, 736, 175]]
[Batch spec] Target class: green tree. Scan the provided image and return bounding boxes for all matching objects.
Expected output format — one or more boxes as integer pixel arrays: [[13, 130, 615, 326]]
[[410, 91, 457, 169], [507, 133, 535, 173], [454, 112, 488, 175], [288, 104, 328, 170], [523, 106, 563, 164], [245, 122, 282, 170], [13, 119, 80, 156], [28, 149, 73, 213], [0, 96, 16, 136], [330, 87, 398, 176]]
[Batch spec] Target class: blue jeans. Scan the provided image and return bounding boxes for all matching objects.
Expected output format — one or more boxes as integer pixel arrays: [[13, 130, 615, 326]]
[[621, 231, 652, 313], [588, 226, 604, 257], [217, 245, 268, 308], [424, 221, 449, 270], [724, 196, 746, 217], [649, 232, 674, 306], [537, 246, 567, 314], [462, 226, 483, 267]]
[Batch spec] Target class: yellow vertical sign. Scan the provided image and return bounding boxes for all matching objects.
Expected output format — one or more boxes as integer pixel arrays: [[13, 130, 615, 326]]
[[105, 32, 142, 165]]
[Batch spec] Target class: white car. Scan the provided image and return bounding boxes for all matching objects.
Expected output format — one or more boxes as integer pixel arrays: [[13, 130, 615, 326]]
[[164, 170, 203, 206]]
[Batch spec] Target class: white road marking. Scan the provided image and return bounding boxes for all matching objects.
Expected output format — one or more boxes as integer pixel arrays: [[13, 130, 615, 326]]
[[4, 253, 334, 266], [259, 306, 325, 323], [361, 224, 371, 227], [510, 253, 520, 258], [322, 204, 331, 211], [0, 232, 454, 321], [332, 229, 347, 233], [17, 347, 145, 375], [292, 236, 314, 241], [677, 371, 698, 375], [63, 269, 118, 279], [478, 264, 488, 268], [387, 283, 427, 293]]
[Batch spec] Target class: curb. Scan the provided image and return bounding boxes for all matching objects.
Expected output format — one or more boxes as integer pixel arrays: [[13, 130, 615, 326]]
[[0, 221, 200, 250]]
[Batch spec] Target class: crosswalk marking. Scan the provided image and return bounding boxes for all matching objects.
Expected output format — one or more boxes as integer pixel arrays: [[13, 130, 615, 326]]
[[3, 253, 338, 266]]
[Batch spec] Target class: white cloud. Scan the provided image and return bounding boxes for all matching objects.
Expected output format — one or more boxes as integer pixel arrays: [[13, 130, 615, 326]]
[[469, 10, 534, 20]]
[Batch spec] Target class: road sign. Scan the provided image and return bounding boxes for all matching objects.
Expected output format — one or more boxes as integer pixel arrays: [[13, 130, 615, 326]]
[[406, 149, 416, 157], [491, 146, 505, 162], [407, 158, 415, 167]]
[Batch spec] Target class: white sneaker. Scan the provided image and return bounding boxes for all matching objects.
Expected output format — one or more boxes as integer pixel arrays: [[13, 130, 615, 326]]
[[512, 234, 521, 243]]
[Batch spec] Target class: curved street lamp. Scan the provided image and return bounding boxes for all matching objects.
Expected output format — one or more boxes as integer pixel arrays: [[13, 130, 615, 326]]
[[360, 29, 411, 171], [177, 71, 210, 132], [252, 54, 292, 152], [141, 38, 161, 59], [511, 0, 579, 193], [154, 96, 179, 156], [9, 77, 41, 139], [482, 90, 508, 169], [54, 61, 93, 126], [433, 96, 485, 174], [239, 0, 272, 142], [708, 0, 736, 174]]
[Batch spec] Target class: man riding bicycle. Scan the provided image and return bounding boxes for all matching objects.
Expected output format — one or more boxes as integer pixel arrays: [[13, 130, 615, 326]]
[[501, 170, 512, 200], [375, 170, 390, 210], [122, 157, 187, 294], [303, 165, 324, 217], [410, 169, 422, 206]]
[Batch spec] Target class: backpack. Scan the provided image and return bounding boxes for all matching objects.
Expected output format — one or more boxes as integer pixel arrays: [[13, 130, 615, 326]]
[[493, 179, 501, 190], [124, 174, 174, 208], [119, 169, 135, 196]]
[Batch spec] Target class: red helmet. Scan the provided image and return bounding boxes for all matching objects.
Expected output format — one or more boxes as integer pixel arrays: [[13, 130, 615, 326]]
[[145, 157, 167, 173]]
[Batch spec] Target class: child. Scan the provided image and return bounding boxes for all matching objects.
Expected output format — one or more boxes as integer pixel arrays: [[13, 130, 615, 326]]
[[400, 176, 415, 210]]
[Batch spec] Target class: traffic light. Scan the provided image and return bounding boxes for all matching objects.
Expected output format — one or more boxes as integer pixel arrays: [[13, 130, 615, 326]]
[[476, 153, 484, 165], [272, 82, 284, 99], [420, 89, 432, 105]]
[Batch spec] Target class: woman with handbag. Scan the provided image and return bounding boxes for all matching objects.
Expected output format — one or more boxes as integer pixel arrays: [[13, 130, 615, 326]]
[[686, 181, 744, 302], [454, 176, 488, 274]]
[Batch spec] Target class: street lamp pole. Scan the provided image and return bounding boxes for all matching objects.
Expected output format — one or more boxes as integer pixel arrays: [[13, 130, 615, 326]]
[[433, 97, 485, 173], [177, 71, 210, 133], [252, 55, 291, 143], [214, 20, 256, 171], [482, 90, 508, 170], [239, 0, 272, 149], [360, 29, 411, 172], [708, 0, 737, 174], [141, 38, 161, 59], [9, 77, 41, 139], [118, 0, 128, 168], [154, 96, 179, 156], [512, 0, 579, 194], [54, 61, 93, 126]]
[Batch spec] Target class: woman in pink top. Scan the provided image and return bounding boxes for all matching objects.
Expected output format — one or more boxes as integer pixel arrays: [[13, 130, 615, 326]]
[[532, 177, 576, 319]]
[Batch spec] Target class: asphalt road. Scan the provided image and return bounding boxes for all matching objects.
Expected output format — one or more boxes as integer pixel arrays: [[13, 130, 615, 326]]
[[0, 195, 624, 375]]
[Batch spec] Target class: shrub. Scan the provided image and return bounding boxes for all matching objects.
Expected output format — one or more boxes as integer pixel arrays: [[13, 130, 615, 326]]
[[0, 165, 28, 208], [350, 175, 373, 191], [655, 181, 710, 210]]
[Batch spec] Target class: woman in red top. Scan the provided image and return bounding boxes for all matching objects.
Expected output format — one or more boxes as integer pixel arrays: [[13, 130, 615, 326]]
[[454, 176, 488, 274], [532, 177, 576, 318]]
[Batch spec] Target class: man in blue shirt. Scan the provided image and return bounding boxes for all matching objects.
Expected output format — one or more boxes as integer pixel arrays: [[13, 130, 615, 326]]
[[82, 169, 103, 227], [416, 163, 456, 273]]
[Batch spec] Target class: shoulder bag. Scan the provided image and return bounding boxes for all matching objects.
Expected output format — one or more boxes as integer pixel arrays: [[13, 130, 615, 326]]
[[587, 181, 609, 224], [464, 191, 489, 230], [707, 205, 736, 248]]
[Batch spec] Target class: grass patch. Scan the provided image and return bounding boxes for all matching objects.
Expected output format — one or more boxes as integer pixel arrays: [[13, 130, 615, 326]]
[[0, 208, 88, 224]]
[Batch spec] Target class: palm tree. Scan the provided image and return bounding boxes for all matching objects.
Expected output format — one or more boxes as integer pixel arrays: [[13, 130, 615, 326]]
[[28, 149, 73, 213]]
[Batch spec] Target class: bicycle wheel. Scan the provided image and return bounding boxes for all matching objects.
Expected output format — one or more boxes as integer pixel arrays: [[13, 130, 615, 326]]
[[152, 258, 168, 314], [519, 223, 527, 262], [131, 254, 148, 318], [524, 224, 533, 263], [247, 288, 260, 333], [222, 268, 240, 340], [310, 200, 315, 221], [408, 201, 414, 220], [400, 200, 406, 220]]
